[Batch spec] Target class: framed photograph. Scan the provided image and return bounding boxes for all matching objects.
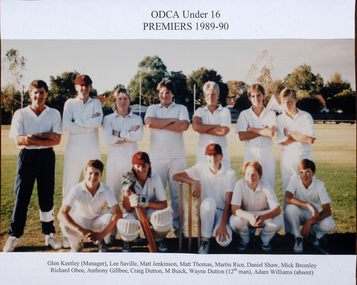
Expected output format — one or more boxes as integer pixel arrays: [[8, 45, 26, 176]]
[[1, 1, 355, 284]]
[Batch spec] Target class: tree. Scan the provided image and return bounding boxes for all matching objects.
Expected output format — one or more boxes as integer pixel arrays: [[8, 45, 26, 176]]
[[169, 71, 193, 111], [48, 71, 80, 113], [283, 64, 324, 96], [322, 72, 352, 101], [227, 80, 248, 98], [186, 67, 228, 108], [1, 49, 27, 115], [128, 56, 168, 106], [327, 89, 356, 114]]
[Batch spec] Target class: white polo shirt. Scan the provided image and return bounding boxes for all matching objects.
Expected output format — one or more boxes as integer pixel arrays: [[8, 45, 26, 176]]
[[193, 104, 231, 149], [63, 97, 103, 160], [64, 181, 118, 220], [185, 162, 236, 210], [9, 105, 62, 149], [286, 175, 331, 212], [133, 173, 167, 202], [145, 102, 190, 158], [103, 111, 143, 157], [235, 107, 276, 148], [231, 179, 280, 212], [277, 108, 316, 155]]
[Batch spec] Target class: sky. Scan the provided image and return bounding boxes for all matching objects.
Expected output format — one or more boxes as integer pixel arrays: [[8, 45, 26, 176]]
[[2, 39, 355, 94]]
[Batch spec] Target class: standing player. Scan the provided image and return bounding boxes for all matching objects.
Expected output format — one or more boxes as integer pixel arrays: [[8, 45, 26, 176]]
[[277, 88, 316, 233], [61, 74, 103, 247], [284, 159, 335, 253], [117, 152, 173, 252], [58, 160, 122, 252], [230, 161, 283, 252], [144, 80, 190, 238], [102, 87, 144, 203], [192, 81, 231, 169], [3, 80, 62, 252], [173, 143, 236, 254], [235, 83, 276, 190]]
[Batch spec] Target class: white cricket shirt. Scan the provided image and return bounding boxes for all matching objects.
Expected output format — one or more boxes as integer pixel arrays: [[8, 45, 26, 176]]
[[145, 102, 189, 158], [9, 105, 62, 149], [103, 110, 143, 157], [235, 107, 276, 148], [185, 162, 236, 210], [193, 104, 231, 149]]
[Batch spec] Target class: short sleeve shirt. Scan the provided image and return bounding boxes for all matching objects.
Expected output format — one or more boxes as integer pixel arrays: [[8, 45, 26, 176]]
[[64, 181, 118, 220], [9, 105, 62, 149], [133, 173, 167, 202], [185, 162, 236, 210], [231, 179, 280, 211], [286, 175, 331, 212], [235, 107, 276, 148], [193, 105, 231, 149], [277, 108, 316, 155], [145, 102, 189, 158]]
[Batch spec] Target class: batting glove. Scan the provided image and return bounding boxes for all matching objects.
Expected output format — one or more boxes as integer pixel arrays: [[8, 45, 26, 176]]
[[122, 171, 136, 191], [129, 194, 149, 208]]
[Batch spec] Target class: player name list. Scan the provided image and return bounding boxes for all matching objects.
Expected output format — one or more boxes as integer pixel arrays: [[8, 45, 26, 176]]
[[47, 259, 317, 276]]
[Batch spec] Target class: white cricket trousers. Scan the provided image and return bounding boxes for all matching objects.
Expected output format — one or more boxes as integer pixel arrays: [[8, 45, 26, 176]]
[[285, 204, 336, 239], [200, 198, 232, 247], [229, 210, 283, 246], [244, 147, 276, 190], [151, 158, 186, 236], [281, 150, 313, 233], [66, 212, 113, 249], [106, 155, 132, 203]]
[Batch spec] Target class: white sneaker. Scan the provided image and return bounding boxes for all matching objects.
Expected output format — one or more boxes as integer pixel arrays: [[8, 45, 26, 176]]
[[198, 240, 210, 254], [98, 240, 108, 253], [46, 234, 62, 250], [70, 242, 84, 252], [62, 237, 70, 249], [3, 236, 19, 252], [293, 237, 303, 253]]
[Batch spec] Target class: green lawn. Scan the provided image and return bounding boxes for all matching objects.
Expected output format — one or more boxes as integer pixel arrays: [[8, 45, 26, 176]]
[[1, 123, 356, 250]]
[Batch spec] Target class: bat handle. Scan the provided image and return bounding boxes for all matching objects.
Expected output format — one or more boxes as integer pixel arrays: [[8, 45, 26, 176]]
[[179, 182, 182, 252]]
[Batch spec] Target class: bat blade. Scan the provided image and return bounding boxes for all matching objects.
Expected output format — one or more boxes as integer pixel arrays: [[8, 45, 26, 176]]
[[135, 206, 157, 253]]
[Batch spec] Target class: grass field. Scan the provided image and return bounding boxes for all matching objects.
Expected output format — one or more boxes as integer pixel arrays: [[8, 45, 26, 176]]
[[1, 123, 356, 251]]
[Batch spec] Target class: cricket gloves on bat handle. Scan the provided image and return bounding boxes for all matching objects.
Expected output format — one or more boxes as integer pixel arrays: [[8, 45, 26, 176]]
[[129, 194, 149, 208]]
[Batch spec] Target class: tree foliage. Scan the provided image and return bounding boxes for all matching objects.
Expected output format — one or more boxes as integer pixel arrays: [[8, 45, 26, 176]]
[[169, 71, 193, 111], [128, 56, 168, 106], [322, 72, 352, 101], [296, 97, 322, 114], [1, 49, 27, 114], [283, 64, 324, 96], [48, 71, 80, 113], [327, 89, 356, 114], [187, 67, 228, 108], [227, 80, 248, 98]]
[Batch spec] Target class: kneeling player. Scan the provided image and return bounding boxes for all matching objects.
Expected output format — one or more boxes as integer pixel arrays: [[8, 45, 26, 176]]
[[230, 161, 283, 251], [284, 159, 335, 253], [173, 143, 236, 254], [58, 160, 122, 252], [117, 151, 173, 252]]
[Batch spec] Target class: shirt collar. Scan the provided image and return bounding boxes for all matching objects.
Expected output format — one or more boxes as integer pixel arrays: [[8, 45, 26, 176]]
[[244, 180, 262, 192], [26, 105, 49, 115], [74, 96, 93, 103], [80, 181, 105, 195], [203, 104, 222, 112], [114, 110, 134, 118], [299, 175, 316, 191], [159, 102, 176, 108]]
